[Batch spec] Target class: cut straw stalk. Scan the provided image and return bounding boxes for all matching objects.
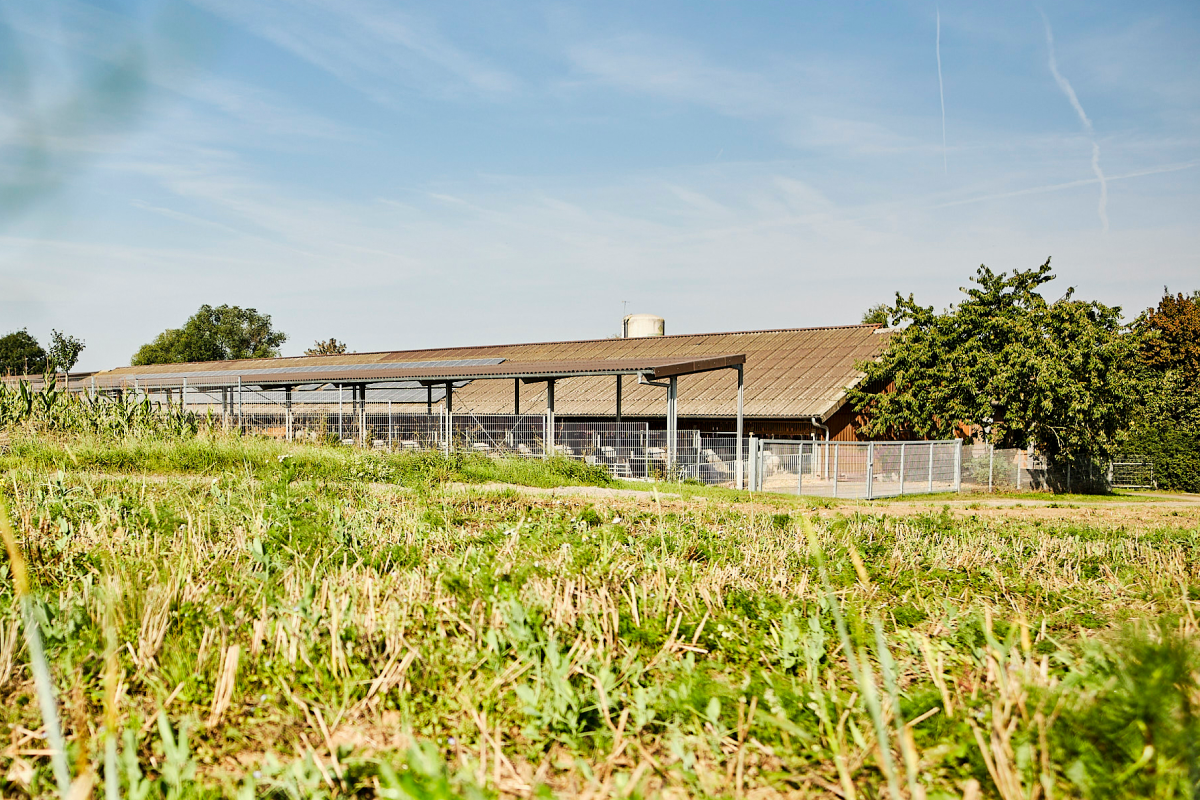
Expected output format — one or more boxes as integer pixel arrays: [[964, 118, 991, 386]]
[[0, 496, 72, 797]]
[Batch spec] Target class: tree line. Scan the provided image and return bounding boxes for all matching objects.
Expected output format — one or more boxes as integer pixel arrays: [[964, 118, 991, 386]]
[[852, 259, 1199, 490], [1, 304, 345, 376]]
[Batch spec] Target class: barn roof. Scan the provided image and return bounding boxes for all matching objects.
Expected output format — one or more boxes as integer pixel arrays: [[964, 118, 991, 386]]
[[76, 324, 887, 420]]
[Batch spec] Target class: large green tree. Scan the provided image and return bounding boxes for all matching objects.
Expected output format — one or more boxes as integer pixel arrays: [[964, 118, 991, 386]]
[[1120, 289, 1200, 491], [849, 260, 1137, 463], [131, 304, 287, 366], [0, 329, 47, 375]]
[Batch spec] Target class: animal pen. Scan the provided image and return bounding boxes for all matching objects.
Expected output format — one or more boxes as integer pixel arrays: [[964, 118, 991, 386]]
[[39, 353, 968, 496], [78, 355, 757, 486]]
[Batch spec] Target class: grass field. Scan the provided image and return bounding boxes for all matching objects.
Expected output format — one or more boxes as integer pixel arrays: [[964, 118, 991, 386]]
[[2, 430, 1199, 798]]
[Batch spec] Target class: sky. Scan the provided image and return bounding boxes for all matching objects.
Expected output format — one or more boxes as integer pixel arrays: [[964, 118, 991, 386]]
[[1, 0, 1197, 372]]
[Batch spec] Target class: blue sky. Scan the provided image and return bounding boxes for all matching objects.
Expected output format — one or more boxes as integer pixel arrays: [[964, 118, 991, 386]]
[[2, 0, 1197, 371]]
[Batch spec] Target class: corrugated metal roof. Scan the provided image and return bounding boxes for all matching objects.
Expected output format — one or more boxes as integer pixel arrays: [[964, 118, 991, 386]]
[[73, 324, 887, 420]]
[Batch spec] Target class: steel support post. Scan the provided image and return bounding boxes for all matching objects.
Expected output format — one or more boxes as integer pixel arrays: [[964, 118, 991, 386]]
[[237, 377, 242, 432], [988, 444, 994, 493], [426, 384, 433, 415], [445, 382, 454, 456], [748, 435, 757, 492], [954, 439, 963, 493], [338, 385, 344, 441], [866, 441, 875, 500], [285, 386, 293, 442], [388, 400, 393, 450], [832, 443, 840, 498], [735, 365, 744, 490], [798, 442, 804, 495], [927, 442, 934, 492], [545, 379, 555, 459], [514, 379, 520, 416], [899, 442, 906, 495], [181, 377, 187, 410], [667, 376, 678, 472], [615, 375, 622, 424]]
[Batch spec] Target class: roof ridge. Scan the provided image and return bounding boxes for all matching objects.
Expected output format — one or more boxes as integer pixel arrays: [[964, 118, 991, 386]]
[[100, 323, 883, 374], [266, 323, 883, 363]]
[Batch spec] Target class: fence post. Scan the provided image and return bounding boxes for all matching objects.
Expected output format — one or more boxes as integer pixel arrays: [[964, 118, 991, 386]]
[[954, 439, 962, 493], [868, 441, 879, 499], [388, 400, 393, 450], [988, 443, 994, 493], [748, 435, 757, 492], [797, 442, 804, 495], [899, 442, 906, 495], [237, 377, 242, 433], [928, 442, 934, 492], [1016, 452, 1021, 491], [832, 443, 839, 498], [181, 377, 187, 410]]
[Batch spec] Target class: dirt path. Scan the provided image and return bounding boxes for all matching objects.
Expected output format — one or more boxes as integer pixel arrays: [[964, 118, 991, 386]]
[[446, 482, 683, 501]]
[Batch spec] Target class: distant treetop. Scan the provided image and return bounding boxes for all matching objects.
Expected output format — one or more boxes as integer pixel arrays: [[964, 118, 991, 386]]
[[0, 329, 47, 376], [305, 338, 348, 356], [132, 304, 287, 366]]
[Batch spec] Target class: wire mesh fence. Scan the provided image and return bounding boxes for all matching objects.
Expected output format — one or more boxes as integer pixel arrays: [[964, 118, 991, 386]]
[[86, 381, 1131, 494], [748, 439, 962, 499], [959, 445, 1113, 494]]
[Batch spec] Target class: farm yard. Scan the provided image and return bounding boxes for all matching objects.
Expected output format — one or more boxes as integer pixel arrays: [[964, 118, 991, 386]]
[[1, 424, 1199, 799]]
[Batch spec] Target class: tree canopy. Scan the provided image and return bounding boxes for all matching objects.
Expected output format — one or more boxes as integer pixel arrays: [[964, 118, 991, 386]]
[[861, 303, 891, 326], [0, 329, 47, 376], [1120, 289, 1200, 491], [305, 338, 348, 356], [48, 329, 85, 372], [849, 260, 1137, 463], [131, 305, 287, 366]]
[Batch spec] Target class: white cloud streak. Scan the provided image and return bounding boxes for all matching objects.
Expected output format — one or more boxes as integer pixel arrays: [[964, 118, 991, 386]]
[[1043, 13, 1109, 230], [188, 0, 519, 102], [937, 9, 947, 173]]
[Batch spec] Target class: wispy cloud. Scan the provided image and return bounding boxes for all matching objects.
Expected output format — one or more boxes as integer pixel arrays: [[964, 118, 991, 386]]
[[567, 34, 924, 156], [1043, 12, 1108, 230], [189, 0, 519, 102], [932, 160, 1198, 209]]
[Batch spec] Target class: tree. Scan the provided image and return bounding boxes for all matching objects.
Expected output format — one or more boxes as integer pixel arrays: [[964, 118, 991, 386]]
[[848, 259, 1138, 463], [0, 329, 47, 375], [1136, 289, 1200, 387], [131, 304, 287, 366], [1120, 288, 1200, 491], [48, 329, 85, 372], [861, 303, 891, 326], [305, 338, 348, 356]]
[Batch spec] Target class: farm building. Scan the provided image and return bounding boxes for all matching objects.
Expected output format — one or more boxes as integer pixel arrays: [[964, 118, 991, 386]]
[[73, 322, 889, 442]]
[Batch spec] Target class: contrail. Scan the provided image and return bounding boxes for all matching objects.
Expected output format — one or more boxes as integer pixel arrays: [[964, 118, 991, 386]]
[[937, 9, 947, 173], [1043, 13, 1108, 230]]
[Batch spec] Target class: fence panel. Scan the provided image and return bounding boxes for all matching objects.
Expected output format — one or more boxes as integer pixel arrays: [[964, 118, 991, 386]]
[[753, 439, 961, 498]]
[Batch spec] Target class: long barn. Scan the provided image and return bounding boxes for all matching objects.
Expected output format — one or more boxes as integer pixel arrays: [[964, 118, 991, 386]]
[[78, 322, 888, 442]]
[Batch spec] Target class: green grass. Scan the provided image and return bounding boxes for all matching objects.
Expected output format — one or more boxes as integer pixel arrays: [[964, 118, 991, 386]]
[[1, 431, 1199, 798]]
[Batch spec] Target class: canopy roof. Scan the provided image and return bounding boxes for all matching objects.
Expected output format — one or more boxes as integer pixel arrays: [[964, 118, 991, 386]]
[[79, 354, 745, 390], [28, 323, 886, 420]]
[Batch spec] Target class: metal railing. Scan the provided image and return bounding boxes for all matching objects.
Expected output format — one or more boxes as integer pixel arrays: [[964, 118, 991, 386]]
[[747, 438, 962, 499], [90, 382, 1134, 495]]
